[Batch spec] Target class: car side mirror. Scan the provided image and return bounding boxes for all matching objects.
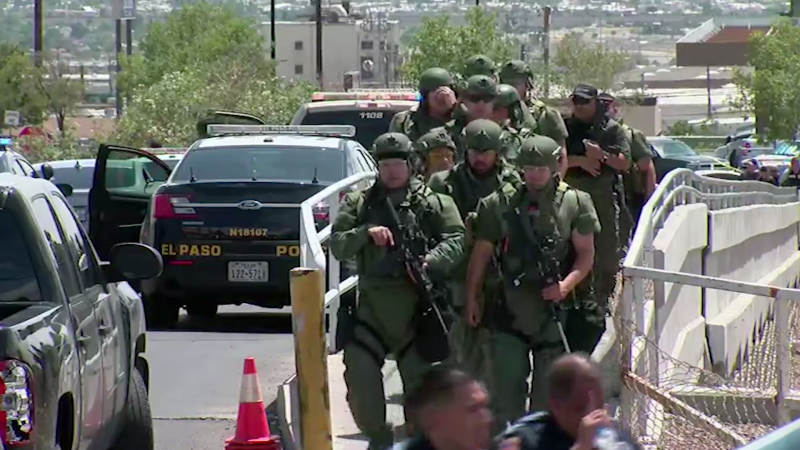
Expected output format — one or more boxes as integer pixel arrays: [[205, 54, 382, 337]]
[[56, 183, 73, 197], [40, 163, 54, 180], [725, 136, 732, 144], [106, 243, 163, 282]]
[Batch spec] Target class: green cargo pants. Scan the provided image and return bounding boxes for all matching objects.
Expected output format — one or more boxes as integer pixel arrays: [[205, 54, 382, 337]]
[[343, 285, 433, 450], [448, 284, 494, 387]]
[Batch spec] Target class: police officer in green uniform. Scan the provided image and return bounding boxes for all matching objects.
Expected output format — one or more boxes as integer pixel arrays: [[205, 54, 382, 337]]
[[415, 128, 458, 181], [331, 132, 466, 450], [563, 85, 630, 354], [463, 54, 498, 80], [451, 75, 499, 158], [499, 60, 569, 175], [427, 119, 521, 386], [492, 84, 539, 163], [598, 93, 655, 239], [390, 68, 459, 143], [463, 135, 600, 428]]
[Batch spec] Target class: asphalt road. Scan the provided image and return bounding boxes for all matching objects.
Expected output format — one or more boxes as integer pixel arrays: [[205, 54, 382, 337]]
[[147, 305, 295, 450]]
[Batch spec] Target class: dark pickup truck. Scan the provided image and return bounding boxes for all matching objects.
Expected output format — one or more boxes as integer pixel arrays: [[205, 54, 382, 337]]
[[0, 173, 163, 450]]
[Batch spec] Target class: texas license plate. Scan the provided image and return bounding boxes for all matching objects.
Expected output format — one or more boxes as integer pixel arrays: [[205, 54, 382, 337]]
[[227, 261, 269, 282]]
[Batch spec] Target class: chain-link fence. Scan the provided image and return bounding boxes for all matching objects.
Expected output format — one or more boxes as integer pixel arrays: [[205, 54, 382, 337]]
[[612, 168, 800, 449]]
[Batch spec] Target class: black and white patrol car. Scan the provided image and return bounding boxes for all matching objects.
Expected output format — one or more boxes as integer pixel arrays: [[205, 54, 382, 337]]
[[89, 121, 376, 328]]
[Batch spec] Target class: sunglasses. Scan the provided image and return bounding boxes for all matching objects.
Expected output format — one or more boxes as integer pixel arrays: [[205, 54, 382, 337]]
[[467, 94, 495, 103], [571, 96, 593, 105]]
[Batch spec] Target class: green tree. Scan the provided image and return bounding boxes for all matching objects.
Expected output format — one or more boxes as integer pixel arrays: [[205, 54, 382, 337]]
[[732, 19, 800, 141], [113, 2, 313, 147], [0, 43, 48, 127], [401, 7, 516, 84], [552, 33, 630, 92], [37, 56, 86, 134]]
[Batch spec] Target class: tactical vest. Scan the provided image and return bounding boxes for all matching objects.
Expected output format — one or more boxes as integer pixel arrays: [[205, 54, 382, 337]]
[[443, 163, 519, 220], [500, 182, 571, 290]]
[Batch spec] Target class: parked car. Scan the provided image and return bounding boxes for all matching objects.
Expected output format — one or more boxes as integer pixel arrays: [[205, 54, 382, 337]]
[[0, 137, 54, 181], [34, 151, 186, 230], [90, 118, 372, 328], [0, 172, 162, 450], [648, 136, 730, 181]]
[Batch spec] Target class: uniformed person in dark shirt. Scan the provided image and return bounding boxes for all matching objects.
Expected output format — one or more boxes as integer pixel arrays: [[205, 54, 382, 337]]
[[492, 354, 641, 450], [395, 366, 493, 450]]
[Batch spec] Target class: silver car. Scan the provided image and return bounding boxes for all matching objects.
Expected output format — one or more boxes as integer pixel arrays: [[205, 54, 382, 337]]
[[34, 153, 185, 230]]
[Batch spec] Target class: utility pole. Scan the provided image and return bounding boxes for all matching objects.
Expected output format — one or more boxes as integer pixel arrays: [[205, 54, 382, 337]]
[[542, 6, 551, 99], [33, 0, 43, 66], [315, 0, 323, 88], [706, 65, 713, 119], [270, 0, 276, 59], [126, 20, 133, 57], [115, 19, 123, 118]]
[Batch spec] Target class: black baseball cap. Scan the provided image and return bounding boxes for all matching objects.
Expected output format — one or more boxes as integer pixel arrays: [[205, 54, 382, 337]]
[[571, 84, 598, 100]]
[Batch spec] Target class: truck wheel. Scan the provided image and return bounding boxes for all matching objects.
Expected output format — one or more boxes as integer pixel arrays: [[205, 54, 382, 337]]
[[110, 369, 153, 450], [144, 295, 180, 329], [185, 303, 218, 319]]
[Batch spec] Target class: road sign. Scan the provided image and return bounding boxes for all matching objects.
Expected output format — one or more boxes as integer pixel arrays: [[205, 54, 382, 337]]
[[112, 0, 136, 20], [3, 111, 20, 127]]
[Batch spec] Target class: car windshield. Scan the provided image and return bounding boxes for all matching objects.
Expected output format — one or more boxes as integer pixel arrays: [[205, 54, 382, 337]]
[[299, 109, 401, 149], [171, 146, 345, 183], [48, 162, 95, 190], [656, 140, 698, 157], [0, 210, 43, 302]]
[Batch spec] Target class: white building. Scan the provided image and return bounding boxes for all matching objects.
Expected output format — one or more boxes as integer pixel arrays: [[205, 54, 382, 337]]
[[261, 9, 402, 90]]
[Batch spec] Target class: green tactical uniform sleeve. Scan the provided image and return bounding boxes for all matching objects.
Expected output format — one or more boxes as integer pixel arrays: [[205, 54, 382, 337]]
[[571, 189, 602, 235], [473, 193, 505, 244], [388, 110, 409, 134], [538, 107, 569, 143], [424, 193, 466, 273], [426, 170, 450, 195], [330, 191, 371, 261], [629, 128, 652, 163], [606, 122, 632, 161]]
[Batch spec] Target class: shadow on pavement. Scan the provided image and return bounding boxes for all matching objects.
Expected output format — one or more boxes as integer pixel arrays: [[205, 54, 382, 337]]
[[151, 310, 293, 334]]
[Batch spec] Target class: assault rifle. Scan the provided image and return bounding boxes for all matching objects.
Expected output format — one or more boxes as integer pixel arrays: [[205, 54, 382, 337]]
[[514, 206, 572, 353], [384, 197, 451, 362]]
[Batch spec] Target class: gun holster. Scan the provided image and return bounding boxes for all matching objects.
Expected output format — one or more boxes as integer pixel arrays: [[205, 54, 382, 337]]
[[335, 292, 358, 351]]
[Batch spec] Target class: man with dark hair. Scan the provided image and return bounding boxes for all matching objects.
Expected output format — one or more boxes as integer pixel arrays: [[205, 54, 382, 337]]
[[396, 366, 492, 450], [492, 354, 641, 450]]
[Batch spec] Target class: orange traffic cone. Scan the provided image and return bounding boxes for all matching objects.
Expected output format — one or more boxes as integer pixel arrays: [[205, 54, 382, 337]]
[[225, 357, 282, 450]]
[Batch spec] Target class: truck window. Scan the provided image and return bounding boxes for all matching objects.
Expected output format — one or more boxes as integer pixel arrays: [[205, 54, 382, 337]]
[[31, 197, 82, 298], [299, 109, 401, 149], [0, 210, 43, 302]]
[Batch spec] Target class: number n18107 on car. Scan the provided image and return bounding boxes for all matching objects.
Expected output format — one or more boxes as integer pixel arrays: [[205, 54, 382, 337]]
[[228, 261, 269, 282]]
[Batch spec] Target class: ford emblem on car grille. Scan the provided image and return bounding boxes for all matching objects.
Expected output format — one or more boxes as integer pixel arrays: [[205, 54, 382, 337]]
[[237, 200, 263, 211]]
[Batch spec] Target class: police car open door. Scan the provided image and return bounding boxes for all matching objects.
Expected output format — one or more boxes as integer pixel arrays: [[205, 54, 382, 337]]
[[195, 111, 265, 139], [90, 144, 172, 261]]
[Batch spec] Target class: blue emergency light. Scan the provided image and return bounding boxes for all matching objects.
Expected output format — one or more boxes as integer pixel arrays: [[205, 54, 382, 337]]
[[0, 137, 12, 148]]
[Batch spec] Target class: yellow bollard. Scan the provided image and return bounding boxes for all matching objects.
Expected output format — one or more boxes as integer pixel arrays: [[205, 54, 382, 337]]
[[290, 267, 333, 450]]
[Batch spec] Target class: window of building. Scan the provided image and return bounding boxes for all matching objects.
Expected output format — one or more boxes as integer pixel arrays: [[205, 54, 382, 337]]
[[361, 40, 374, 50], [294, 40, 303, 51], [379, 40, 386, 51], [294, 64, 304, 75]]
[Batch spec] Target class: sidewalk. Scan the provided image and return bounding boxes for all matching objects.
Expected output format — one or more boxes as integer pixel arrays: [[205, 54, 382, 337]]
[[329, 354, 406, 450]]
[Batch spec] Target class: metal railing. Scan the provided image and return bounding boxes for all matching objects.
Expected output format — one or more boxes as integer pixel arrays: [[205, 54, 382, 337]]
[[299, 171, 376, 353], [618, 168, 800, 443]]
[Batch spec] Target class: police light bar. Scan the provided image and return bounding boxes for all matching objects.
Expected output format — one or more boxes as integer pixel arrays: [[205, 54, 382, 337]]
[[144, 147, 188, 155], [310, 91, 421, 102], [0, 137, 11, 146], [206, 124, 356, 138]]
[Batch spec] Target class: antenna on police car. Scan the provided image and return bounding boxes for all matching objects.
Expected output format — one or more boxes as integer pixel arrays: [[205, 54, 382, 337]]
[[189, 166, 197, 183], [312, 167, 319, 184]]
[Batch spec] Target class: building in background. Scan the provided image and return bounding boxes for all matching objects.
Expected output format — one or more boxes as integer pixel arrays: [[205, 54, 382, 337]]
[[261, 6, 401, 90]]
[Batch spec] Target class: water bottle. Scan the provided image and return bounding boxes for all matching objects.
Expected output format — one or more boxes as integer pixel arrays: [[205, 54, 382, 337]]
[[594, 426, 635, 450]]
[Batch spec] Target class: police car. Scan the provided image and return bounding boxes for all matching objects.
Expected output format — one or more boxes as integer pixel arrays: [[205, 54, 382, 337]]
[[290, 90, 418, 149], [0, 136, 52, 180], [89, 124, 376, 328]]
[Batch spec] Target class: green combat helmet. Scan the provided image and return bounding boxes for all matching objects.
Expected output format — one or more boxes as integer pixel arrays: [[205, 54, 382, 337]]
[[463, 54, 497, 78], [499, 60, 532, 85], [495, 84, 523, 109], [462, 119, 505, 151], [516, 135, 562, 170], [373, 132, 412, 161], [418, 68, 454, 94], [464, 75, 498, 98], [415, 128, 457, 155]]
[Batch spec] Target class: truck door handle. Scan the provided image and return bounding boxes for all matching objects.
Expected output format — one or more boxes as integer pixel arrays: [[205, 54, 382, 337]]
[[77, 332, 92, 345], [99, 324, 112, 335]]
